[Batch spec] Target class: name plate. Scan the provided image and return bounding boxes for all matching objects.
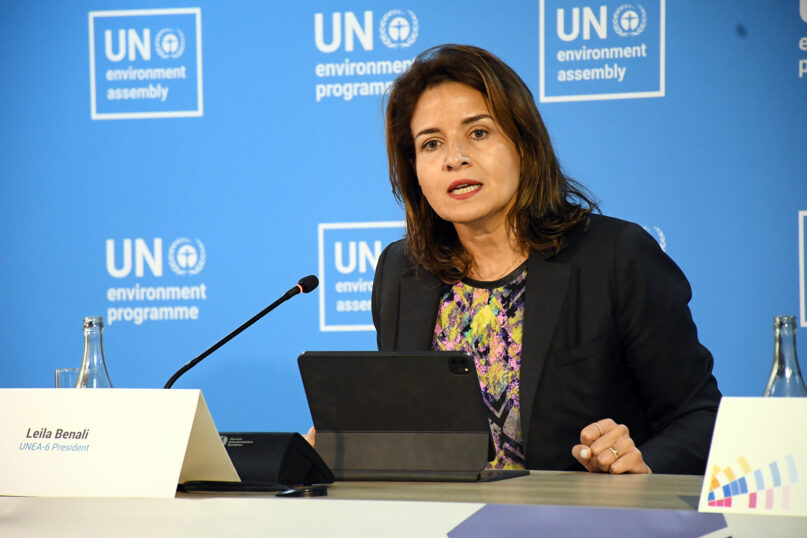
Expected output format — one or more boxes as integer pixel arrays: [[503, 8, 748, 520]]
[[0, 388, 239, 498], [699, 397, 807, 516]]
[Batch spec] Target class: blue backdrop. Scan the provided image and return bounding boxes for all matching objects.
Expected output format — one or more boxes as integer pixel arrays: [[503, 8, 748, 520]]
[[2, 0, 806, 434]]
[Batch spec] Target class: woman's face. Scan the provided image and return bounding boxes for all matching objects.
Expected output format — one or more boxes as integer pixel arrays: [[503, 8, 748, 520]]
[[410, 82, 521, 234]]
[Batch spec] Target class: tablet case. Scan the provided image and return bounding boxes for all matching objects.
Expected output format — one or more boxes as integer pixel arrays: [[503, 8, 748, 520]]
[[298, 351, 522, 482]]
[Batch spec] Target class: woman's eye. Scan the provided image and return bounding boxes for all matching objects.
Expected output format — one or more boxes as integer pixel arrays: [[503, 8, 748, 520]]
[[470, 128, 488, 140], [422, 139, 440, 151]]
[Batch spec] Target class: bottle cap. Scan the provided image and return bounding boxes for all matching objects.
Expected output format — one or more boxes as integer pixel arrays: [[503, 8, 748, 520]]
[[83, 316, 104, 330], [774, 315, 797, 328]]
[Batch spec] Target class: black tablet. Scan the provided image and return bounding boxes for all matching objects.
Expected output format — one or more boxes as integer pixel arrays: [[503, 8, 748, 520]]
[[298, 351, 527, 482]]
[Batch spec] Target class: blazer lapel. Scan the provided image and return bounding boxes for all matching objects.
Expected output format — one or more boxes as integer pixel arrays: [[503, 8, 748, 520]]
[[520, 255, 571, 451], [397, 272, 443, 350]]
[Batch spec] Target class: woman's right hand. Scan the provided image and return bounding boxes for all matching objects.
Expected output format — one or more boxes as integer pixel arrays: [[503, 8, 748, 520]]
[[572, 419, 651, 474], [303, 426, 316, 447]]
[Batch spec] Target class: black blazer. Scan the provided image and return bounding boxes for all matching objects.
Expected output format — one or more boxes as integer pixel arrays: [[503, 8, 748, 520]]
[[371, 214, 721, 474]]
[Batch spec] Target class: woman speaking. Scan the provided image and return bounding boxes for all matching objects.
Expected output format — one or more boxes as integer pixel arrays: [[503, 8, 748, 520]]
[[371, 44, 721, 474]]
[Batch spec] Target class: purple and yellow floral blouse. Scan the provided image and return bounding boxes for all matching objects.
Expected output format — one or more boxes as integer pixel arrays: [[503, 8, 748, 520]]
[[432, 264, 527, 470]]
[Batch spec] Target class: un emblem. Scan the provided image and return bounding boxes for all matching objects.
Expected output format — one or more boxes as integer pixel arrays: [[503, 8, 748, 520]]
[[155, 28, 186, 59], [168, 238, 206, 275], [379, 10, 419, 49], [612, 5, 647, 37]]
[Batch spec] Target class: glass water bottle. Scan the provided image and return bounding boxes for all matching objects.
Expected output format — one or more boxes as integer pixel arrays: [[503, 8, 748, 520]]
[[763, 315, 807, 397], [76, 316, 113, 388]]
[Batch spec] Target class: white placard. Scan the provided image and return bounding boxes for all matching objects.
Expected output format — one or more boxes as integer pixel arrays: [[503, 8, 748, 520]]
[[699, 397, 807, 516], [0, 389, 238, 498]]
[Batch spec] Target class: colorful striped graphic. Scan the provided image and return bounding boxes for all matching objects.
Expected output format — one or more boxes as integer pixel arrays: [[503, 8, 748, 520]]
[[707, 454, 798, 510]]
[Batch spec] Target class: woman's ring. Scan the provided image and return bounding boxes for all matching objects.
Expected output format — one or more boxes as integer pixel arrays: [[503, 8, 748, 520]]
[[593, 423, 603, 436], [608, 447, 619, 460]]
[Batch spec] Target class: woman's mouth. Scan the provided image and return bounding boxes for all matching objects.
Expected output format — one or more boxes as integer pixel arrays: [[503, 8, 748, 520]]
[[447, 180, 482, 199]]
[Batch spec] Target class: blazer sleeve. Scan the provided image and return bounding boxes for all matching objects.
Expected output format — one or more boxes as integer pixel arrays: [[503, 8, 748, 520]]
[[614, 223, 721, 474], [372, 240, 393, 350]]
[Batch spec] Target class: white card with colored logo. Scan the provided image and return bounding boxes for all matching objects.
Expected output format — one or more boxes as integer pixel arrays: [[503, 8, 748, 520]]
[[699, 397, 807, 516]]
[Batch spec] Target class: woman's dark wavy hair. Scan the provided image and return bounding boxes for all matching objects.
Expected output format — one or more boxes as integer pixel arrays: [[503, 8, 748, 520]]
[[385, 44, 597, 283]]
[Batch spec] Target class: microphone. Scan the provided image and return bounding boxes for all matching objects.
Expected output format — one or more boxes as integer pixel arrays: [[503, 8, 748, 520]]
[[290, 274, 319, 296], [164, 275, 319, 389]]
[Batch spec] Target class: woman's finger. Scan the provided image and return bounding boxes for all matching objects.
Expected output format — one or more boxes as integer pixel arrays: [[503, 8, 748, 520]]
[[610, 446, 652, 474], [588, 422, 629, 459], [572, 444, 601, 472], [580, 418, 617, 445], [593, 435, 630, 472]]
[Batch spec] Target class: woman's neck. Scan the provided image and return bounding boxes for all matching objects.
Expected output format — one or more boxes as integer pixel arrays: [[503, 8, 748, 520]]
[[455, 223, 527, 282]]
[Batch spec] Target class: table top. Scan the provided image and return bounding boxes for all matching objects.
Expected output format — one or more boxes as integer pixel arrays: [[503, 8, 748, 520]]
[[2, 472, 804, 537], [323, 470, 703, 511]]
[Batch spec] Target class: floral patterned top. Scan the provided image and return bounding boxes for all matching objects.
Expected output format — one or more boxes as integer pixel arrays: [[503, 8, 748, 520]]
[[432, 264, 527, 470]]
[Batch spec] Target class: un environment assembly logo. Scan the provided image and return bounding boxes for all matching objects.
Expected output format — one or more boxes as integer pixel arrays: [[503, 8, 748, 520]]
[[88, 8, 203, 119], [168, 238, 205, 275], [540, 0, 665, 102], [318, 222, 405, 331], [379, 10, 418, 48]]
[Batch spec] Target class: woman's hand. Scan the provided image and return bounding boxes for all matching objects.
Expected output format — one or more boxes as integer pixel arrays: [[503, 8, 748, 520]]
[[303, 426, 316, 447], [571, 419, 652, 474]]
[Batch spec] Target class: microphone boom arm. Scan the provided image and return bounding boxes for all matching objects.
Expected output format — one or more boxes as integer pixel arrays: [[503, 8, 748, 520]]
[[163, 276, 318, 389]]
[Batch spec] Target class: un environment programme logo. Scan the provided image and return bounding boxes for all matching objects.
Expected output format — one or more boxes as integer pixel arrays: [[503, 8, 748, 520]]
[[318, 222, 405, 331], [313, 9, 420, 103], [88, 8, 203, 120], [612, 5, 647, 37], [154, 28, 185, 59], [379, 10, 418, 49], [103, 237, 209, 326], [168, 238, 205, 275], [539, 0, 665, 102]]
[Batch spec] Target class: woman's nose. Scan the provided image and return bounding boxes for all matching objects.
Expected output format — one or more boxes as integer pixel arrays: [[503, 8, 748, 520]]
[[443, 140, 470, 170]]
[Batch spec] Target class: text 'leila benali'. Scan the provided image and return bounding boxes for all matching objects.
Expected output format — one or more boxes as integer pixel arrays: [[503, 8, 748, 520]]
[[19, 427, 91, 452], [26, 427, 90, 440]]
